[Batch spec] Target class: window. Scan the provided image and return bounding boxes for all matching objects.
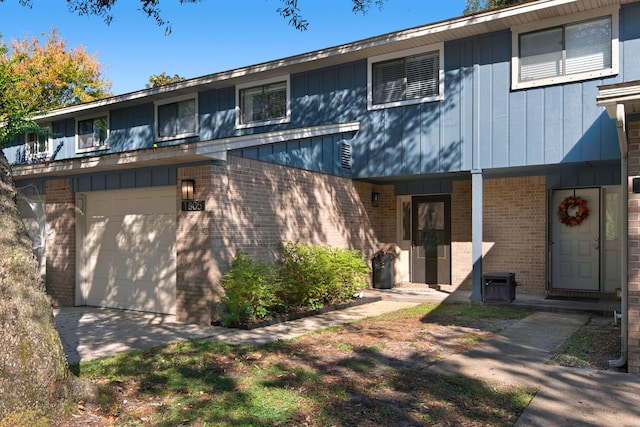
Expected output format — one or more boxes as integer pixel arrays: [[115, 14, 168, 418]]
[[156, 97, 197, 140], [368, 44, 444, 110], [512, 9, 618, 89], [25, 125, 51, 160], [236, 77, 290, 128], [77, 116, 108, 152]]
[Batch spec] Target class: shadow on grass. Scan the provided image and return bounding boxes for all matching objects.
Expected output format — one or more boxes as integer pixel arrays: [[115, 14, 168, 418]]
[[72, 303, 534, 426]]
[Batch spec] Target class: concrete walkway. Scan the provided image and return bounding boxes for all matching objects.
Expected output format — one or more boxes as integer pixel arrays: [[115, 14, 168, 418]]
[[54, 299, 419, 364], [53, 291, 640, 426]]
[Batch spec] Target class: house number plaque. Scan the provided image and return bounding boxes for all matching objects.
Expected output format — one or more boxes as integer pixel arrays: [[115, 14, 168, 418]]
[[181, 200, 205, 212]]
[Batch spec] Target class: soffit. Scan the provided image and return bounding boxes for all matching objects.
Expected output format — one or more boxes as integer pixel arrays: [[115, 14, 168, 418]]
[[597, 81, 640, 116]]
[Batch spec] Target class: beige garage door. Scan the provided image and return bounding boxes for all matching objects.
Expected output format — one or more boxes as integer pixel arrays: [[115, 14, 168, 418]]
[[79, 187, 177, 314]]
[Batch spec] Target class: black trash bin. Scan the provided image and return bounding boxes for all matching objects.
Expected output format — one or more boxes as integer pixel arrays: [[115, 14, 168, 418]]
[[482, 272, 516, 302], [372, 253, 394, 289]]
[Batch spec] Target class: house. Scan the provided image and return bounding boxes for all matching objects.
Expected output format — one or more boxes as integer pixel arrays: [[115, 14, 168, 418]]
[[4, 0, 640, 372]]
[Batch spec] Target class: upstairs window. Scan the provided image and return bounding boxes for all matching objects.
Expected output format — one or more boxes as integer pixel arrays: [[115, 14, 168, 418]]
[[156, 96, 197, 140], [236, 77, 290, 128], [25, 125, 51, 160], [512, 9, 618, 89], [77, 116, 108, 152], [368, 44, 444, 110]]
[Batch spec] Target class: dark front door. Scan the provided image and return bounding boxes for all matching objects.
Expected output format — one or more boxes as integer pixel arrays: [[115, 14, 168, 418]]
[[411, 195, 451, 285]]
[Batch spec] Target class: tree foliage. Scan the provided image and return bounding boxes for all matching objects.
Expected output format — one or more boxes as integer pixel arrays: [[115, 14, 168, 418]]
[[0, 44, 34, 148], [0, 28, 111, 148], [464, 0, 527, 15], [146, 71, 186, 88], [1, 28, 111, 114]]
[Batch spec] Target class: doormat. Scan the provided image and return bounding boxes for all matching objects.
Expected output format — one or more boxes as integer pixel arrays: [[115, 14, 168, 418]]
[[545, 295, 600, 303]]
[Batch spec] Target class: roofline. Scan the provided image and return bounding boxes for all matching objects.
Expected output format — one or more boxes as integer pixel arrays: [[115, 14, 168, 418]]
[[34, 0, 627, 121]]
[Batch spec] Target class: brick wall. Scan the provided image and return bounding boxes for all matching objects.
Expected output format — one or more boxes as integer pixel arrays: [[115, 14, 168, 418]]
[[627, 121, 640, 374], [446, 177, 547, 293], [44, 179, 75, 306], [483, 176, 547, 294], [451, 180, 472, 289], [176, 156, 391, 324]]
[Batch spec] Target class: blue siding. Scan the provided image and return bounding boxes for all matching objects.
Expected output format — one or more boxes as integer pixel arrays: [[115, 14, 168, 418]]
[[230, 132, 355, 177], [199, 87, 235, 140], [109, 103, 154, 151], [4, 2, 639, 182], [69, 165, 178, 192]]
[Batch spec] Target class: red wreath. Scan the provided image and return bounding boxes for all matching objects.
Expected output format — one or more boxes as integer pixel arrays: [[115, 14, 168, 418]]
[[557, 196, 589, 227]]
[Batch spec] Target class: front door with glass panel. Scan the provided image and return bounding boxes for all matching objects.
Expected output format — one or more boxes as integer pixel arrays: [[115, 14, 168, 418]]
[[411, 195, 451, 285]]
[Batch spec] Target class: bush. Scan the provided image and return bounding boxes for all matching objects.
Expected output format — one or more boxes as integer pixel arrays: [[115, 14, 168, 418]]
[[219, 252, 280, 326], [277, 242, 368, 309], [220, 244, 369, 325]]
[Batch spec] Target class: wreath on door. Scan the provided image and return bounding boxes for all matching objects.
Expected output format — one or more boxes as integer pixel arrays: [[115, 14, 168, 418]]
[[557, 196, 590, 227]]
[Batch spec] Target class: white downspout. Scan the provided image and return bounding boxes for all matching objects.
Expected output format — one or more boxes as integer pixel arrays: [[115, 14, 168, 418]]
[[610, 104, 628, 368]]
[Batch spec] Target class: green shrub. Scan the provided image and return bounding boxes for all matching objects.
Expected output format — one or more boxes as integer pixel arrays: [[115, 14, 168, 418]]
[[220, 244, 368, 325], [220, 252, 280, 326], [277, 242, 368, 309]]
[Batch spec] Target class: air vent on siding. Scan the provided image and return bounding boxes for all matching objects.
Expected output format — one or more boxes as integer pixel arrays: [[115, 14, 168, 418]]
[[341, 141, 352, 170]]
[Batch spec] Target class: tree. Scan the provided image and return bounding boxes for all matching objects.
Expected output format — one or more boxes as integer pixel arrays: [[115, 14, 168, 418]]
[[2, 28, 112, 112], [146, 71, 186, 88], [464, 0, 527, 15], [0, 33, 106, 422]]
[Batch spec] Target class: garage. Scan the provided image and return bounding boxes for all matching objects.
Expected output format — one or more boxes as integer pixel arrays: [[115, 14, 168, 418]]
[[77, 187, 177, 314]]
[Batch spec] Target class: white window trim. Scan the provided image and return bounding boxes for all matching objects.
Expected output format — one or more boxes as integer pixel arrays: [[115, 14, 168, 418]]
[[235, 75, 291, 129], [511, 6, 619, 90], [367, 43, 445, 111], [154, 94, 199, 142], [75, 114, 109, 154], [25, 123, 52, 160]]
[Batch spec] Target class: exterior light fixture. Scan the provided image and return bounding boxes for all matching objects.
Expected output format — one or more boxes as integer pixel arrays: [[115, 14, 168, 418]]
[[181, 179, 195, 201], [372, 191, 380, 207]]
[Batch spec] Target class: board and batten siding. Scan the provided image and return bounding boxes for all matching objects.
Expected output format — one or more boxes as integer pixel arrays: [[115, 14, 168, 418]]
[[4, 3, 639, 179]]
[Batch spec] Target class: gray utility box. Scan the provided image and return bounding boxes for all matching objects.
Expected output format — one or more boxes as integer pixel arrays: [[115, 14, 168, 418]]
[[482, 272, 516, 302]]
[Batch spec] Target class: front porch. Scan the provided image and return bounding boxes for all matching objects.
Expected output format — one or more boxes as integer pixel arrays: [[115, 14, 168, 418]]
[[364, 285, 622, 316]]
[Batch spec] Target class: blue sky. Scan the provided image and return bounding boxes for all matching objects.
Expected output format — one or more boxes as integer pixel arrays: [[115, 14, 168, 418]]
[[0, 0, 468, 95]]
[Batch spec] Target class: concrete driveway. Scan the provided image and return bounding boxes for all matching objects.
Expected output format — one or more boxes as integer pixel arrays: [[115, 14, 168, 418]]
[[53, 307, 218, 364]]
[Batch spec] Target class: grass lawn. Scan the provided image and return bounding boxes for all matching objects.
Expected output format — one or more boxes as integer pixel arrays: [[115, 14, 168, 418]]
[[56, 303, 540, 426]]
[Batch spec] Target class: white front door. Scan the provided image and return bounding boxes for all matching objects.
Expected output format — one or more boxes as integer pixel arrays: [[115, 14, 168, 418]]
[[551, 188, 600, 291]]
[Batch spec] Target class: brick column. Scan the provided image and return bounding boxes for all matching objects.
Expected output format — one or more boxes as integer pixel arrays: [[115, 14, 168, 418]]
[[45, 179, 75, 306], [176, 165, 222, 324], [627, 125, 640, 373]]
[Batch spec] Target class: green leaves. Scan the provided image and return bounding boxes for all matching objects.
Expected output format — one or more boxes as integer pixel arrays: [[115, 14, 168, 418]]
[[220, 243, 369, 326]]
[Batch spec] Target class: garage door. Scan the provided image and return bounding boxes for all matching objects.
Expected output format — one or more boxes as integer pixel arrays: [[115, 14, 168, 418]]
[[79, 187, 177, 314]]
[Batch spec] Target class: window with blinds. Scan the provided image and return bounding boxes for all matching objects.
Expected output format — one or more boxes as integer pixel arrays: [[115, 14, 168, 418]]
[[372, 51, 440, 105], [368, 44, 443, 109], [512, 11, 618, 90]]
